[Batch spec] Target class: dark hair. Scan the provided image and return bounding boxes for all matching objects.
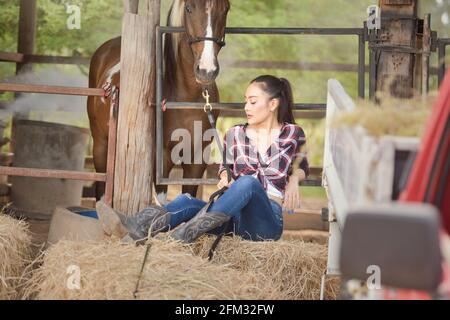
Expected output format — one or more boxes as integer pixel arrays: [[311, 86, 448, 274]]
[[250, 75, 296, 124]]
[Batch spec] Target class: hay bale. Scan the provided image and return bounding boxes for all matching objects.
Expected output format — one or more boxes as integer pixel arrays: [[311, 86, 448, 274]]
[[23, 238, 284, 300], [333, 95, 435, 138], [0, 213, 32, 300], [193, 236, 340, 300]]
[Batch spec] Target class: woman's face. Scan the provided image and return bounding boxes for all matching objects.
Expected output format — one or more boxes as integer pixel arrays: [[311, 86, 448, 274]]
[[244, 83, 278, 126]]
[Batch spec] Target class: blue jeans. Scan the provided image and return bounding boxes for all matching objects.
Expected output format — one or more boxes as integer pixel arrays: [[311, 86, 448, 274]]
[[164, 175, 283, 241]]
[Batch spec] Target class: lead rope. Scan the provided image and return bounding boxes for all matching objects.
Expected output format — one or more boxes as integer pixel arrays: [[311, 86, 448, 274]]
[[133, 242, 152, 299], [202, 89, 233, 261]]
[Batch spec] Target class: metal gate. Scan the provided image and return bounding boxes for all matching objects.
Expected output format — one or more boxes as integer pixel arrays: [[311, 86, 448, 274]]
[[155, 26, 368, 186], [0, 83, 118, 206]]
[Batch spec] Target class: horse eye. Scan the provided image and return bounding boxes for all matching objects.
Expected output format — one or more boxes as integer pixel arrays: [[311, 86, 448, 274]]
[[185, 4, 192, 13]]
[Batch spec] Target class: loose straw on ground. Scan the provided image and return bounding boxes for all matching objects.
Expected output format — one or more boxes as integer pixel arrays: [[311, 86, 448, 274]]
[[23, 238, 284, 300], [193, 235, 340, 300], [0, 213, 32, 300]]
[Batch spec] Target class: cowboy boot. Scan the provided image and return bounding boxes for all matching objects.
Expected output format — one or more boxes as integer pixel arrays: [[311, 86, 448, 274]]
[[96, 200, 169, 240], [135, 205, 172, 237], [170, 206, 230, 243]]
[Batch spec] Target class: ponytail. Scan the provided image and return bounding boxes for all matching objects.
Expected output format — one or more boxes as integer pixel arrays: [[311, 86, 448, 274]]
[[278, 78, 295, 124], [250, 75, 296, 124]]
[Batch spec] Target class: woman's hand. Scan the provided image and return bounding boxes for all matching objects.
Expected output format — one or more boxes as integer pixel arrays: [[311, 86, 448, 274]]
[[283, 176, 301, 213], [217, 171, 233, 189]]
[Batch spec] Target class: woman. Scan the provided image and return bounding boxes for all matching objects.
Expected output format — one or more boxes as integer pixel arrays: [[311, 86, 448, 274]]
[[96, 75, 309, 243]]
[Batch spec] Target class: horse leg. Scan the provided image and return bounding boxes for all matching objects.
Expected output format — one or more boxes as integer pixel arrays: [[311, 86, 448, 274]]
[[92, 137, 108, 201]]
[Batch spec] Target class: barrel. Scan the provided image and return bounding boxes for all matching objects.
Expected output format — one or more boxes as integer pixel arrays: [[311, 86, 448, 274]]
[[10, 120, 89, 219]]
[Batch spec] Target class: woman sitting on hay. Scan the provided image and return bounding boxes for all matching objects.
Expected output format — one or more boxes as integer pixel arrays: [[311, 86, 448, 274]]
[[97, 75, 309, 243]]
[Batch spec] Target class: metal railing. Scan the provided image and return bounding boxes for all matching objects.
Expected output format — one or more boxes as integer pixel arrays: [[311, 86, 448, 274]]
[[438, 38, 450, 87], [0, 83, 118, 206]]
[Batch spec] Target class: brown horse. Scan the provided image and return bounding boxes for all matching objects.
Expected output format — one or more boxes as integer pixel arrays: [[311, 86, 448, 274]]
[[87, 0, 230, 202]]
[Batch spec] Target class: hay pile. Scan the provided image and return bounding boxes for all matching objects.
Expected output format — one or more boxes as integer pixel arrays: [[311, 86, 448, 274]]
[[0, 214, 32, 300], [333, 94, 435, 138], [193, 236, 340, 300], [23, 238, 283, 300]]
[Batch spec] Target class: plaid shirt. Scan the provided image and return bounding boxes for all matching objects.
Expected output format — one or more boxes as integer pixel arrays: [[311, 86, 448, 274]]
[[219, 123, 309, 198]]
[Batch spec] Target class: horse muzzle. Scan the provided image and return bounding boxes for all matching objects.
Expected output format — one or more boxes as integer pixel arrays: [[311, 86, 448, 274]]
[[195, 62, 220, 85]]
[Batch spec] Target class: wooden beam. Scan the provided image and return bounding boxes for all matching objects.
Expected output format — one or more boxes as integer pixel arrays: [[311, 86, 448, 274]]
[[124, 0, 139, 14], [376, 0, 418, 98], [422, 14, 431, 96], [0, 83, 104, 96], [114, 0, 160, 214], [27, 54, 90, 65], [0, 52, 24, 63], [0, 166, 106, 182], [10, 0, 38, 155], [16, 0, 37, 75]]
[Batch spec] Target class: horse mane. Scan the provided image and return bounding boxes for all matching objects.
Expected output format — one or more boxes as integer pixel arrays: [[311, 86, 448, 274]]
[[164, 0, 185, 97]]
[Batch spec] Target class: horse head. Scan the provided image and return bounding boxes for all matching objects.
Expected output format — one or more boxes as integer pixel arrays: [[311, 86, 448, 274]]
[[181, 0, 230, 85]]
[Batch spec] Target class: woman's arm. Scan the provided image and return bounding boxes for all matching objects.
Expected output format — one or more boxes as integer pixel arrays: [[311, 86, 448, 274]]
[[284, 152, 307, 212], [290, 152, 308, 182], [217, 129, 235, 189], [284, 127, 309, 212]]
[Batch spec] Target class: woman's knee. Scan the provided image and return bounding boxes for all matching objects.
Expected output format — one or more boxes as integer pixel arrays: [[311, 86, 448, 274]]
[[178, 193, 193, 200], [166, 193, 201, 211], [233, 175, 261, 191]]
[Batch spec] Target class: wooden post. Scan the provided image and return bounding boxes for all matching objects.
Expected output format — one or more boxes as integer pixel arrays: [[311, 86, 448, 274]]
[[114, 0, 160, 214], [11, 0, 38, 153], [16, 0, 37, 75], [421, 14, 431, 97], [123, 0, 139, 14], [376, 0, 418, 98]]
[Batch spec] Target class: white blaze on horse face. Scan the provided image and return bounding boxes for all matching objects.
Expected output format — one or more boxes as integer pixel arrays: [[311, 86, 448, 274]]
[[198, 4, 217, 74]]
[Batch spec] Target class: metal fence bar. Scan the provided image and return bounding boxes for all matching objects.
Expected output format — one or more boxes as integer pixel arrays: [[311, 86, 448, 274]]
[[161, 26, 365, 36], [220, 110, 326, 119], [0, 166, 106, 182], [438, 39, 450, 87], [369, 31, 377, 100], [156, 26, 164, 185], [159, 177, 322, 187], [165, 102, 326, 111], [358, 29, 366, 98]]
